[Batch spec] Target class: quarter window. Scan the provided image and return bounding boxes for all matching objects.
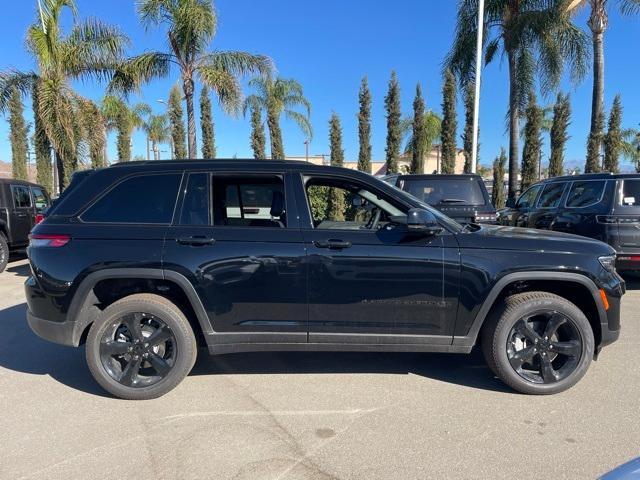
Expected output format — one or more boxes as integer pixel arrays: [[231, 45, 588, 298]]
[[82, 174, 182, 224], [12, 185, 32, 208], [516, 185, 541, 209], [31, 187, 49, 211], [620, 179, 640, 206], [566, 181, 606, 208], [537, 183, 567, 208]]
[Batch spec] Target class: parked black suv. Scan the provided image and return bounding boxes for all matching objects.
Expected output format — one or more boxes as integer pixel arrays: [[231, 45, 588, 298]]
[[499, 173, 640, 272], [26, 160, 623, 399], [0, 178, 50, 273], [383, 173, 497, 224]]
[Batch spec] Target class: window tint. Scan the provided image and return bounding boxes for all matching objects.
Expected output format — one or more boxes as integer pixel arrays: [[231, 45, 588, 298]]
[[305, 177, 404, 230], [180, 173, 210, 225], [620, 180, 640, 206], [82, 174, 181, 223], [31, 187, 49, 211], [537, 182, 566, 208], [12, 185, 32, 208], [400, 178, 486, 206], [566, 181, 606, 208], [212, 175, 286, 228], [516, 185, 541, 209]]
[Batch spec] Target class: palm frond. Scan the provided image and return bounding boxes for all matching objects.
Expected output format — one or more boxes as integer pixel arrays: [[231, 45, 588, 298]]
[[0, 70, 38, 112], [284, 109, 313, 140], [243, 94, 266, 116], [198, 51, 273, 77], [197, 65, 242, 115], [108, 52, 174, 94]]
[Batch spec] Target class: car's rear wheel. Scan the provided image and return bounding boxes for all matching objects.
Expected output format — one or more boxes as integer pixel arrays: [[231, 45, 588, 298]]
[[0, 233, 8, 273], [481, 292, 594, 395], [86, 294, 197, 400]]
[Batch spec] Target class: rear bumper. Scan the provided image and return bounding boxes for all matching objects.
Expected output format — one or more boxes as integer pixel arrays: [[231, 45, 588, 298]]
[[26, 310, 76, 346]]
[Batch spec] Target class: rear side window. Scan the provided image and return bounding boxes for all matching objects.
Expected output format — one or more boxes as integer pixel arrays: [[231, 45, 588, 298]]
[[566, 181, 606, 208], [399, 178, 486, 206], [537, 182, 567, 208], [82, 173, 181, 224], [12, 185, 32, 208], [180, 173, 210, 225], [31, 187, 49, 210], [620, 179, 640, 206]]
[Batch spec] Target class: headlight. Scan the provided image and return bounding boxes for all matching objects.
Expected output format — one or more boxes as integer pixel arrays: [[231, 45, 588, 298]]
[[598, 254, 616, 273]]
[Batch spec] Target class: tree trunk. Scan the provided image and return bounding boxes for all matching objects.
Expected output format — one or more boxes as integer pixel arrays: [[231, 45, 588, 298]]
[[591, 31, 604, 137], [267, 106, 284, 159], [146, 138, 150, 161], [507, 50, 520, 200], [184, 78, 197, 158]]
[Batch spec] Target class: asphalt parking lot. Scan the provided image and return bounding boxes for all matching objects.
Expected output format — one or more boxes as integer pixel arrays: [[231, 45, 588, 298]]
[[1, 256, 638, 480]]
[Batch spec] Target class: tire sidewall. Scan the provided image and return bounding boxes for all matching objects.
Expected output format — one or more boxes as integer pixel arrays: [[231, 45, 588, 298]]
[[0, 233, 8, 273], [86, 295, 197, 400], [492, 296, 595, 395]]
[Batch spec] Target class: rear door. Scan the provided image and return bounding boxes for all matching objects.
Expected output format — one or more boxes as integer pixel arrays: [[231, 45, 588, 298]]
[[162, 170, 307, 344], [9, 184, 34, 246], [611, 178, 640, 250]]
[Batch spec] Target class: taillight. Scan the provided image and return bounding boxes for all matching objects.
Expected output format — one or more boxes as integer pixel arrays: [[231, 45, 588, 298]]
[[34, 214, 45, 224], [29, 234, 70, 247], [597, 215, 640, 224]]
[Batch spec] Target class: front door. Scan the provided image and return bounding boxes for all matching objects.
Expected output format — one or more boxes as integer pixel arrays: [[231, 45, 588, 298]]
[[163, 171, 307, 344], [9, 185, 34, 246], [294, 173, 459, 345]]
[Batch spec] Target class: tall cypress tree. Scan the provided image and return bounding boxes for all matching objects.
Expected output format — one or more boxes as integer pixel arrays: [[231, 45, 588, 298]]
[[586, 110, 604, 173], [548, 92, 571, 178], [116, 111, 131, 162], [8, 88, 29, 181], [357, 77, 372, 173], [168, 85, 187, 159], [461, 81, 477, 174], [384, 71, 401, 174], [603, 94, 622, 173], [492, 148, 507, 209], [33, 86, 52, 191], [200, 86, 215, 159], [411, 84, 426, 174], [327, 113, 345, 221], [249, 104, 266, 159], [440, 70, 457, 174], [521, 91, 543, 190]]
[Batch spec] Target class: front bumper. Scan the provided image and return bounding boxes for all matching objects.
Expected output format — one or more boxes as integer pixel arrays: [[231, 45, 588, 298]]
[[26, 310, 77, 346]]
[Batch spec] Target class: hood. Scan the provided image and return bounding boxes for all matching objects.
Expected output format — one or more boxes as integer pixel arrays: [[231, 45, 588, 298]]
[[456, 224, 616, 256]]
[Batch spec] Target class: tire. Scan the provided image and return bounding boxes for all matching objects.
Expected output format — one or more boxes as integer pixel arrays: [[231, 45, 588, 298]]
[[0, 233, 8, 274], [481, 291, 594, 395], [86, 293, 197, 400]]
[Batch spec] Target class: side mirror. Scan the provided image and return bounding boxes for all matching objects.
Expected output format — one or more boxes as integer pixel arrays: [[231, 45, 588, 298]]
[[505, 197, 517, 208], [407, 208, 443, 235]]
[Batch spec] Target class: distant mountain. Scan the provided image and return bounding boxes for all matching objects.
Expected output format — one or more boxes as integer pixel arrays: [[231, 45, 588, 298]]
[[0, 160, 37, 181]]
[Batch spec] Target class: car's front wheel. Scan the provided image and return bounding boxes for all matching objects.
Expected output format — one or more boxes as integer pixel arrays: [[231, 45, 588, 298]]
[[86, 294, 197, 400], [481, 291, 594, 395], [0, 233, 8, 273]]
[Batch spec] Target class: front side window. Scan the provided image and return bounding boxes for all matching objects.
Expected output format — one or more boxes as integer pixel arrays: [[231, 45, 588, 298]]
[[31, 187, 49, 211], [620, 179, 640, 206], [82, 173, 182, 224], [212, 175, 286, 228], [516, 185, 541, 209], [566, 181, 606, 208], [399, 178, 486, 206], [12, 185, 32, 208], [537, 182, 567, 208], [305, 177, 404, 230]]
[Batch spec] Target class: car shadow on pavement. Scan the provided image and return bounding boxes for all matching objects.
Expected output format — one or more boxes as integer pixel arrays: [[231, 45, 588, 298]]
[[6, 261, 31, 277], [0, 303, 108, 397], [191, 349, 513, 394]]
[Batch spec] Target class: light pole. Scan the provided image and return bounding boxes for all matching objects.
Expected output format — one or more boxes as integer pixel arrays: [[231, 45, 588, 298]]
[[471, 0, 484, 174], [304, 139, 310, 162], [157, 99, 174, 159]]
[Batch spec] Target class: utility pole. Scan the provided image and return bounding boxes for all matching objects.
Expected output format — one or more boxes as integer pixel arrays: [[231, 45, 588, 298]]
[[471, 0, 484, 174]]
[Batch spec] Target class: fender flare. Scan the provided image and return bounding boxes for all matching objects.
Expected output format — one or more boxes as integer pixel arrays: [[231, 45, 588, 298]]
[[452, 271, 606, 347], [67, 268, 213, 346]]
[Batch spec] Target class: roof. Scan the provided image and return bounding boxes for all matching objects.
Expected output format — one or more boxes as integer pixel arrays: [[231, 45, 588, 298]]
[[0, 177, 44, 188], [109, 158, 310, 168], [539, 172, 640, 182], [394, 173, 483, 180]]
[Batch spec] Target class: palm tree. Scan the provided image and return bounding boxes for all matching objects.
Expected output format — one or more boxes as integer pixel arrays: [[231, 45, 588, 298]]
[[622, 127, 640, 171], [0, 0, 127, 188], [143, 113, 171, 160], [111, 0, 272, 158], [447, 0, 588, 199], [244, 76, 312, 159], [568, 0, 640, 164], [400, 112, 442, 157], [102, 96, 151, 161]]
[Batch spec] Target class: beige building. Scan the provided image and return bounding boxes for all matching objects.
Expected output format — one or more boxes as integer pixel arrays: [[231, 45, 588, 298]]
[[286, 145, 466, 175]]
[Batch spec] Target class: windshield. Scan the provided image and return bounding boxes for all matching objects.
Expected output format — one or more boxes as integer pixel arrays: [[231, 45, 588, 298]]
[[400, 177, 486, 206]]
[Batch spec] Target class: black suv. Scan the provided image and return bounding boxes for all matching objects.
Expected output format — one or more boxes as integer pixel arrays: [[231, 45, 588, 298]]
[[26, 160, 623, 399], [499, 173, 640, 272], [383, 173, 497, 224], [0, 178, 50, 273]]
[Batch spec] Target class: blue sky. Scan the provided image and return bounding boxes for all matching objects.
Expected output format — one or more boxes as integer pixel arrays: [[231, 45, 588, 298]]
[[0, 0, 639, 170]]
